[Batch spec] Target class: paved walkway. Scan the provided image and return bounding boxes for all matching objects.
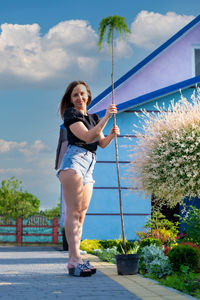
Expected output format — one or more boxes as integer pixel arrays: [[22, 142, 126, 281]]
[[0, 246, 197, 300]]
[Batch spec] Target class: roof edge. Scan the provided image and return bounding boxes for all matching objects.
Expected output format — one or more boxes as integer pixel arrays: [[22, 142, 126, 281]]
[[95, 76, 200, 117], [89, 14, 200, 111]]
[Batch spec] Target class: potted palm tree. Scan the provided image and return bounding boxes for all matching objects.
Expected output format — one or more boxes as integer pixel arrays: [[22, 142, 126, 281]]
[[98, 15, 139, 275]]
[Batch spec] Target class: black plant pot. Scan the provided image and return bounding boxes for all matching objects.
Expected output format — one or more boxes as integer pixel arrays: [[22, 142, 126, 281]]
[[115, 254, 139, 275]]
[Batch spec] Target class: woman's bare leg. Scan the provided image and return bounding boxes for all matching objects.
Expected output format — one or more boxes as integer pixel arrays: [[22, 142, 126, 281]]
[[66, 182, 93, 263], [59, 169, 84, 267], [78, 183, 93, 244]]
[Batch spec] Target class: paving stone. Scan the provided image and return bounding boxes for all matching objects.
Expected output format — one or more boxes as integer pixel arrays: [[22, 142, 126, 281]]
[[0, 246, 140, 300], [0, 246, 195, 300]]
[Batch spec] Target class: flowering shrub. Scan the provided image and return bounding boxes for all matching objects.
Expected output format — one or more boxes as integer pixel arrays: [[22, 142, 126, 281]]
[[163, 244, 172, 256], [139, 244, 172, 278], [150, 228, 177, 244], [139, 237, 162, 250], [137, 211, 179, 245], [129, 88, 200, 207], [136, 229, 149, 240]]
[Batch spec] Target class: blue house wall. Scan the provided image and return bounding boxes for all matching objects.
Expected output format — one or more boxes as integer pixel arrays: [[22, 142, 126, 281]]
[[82, 86, 197, 240]]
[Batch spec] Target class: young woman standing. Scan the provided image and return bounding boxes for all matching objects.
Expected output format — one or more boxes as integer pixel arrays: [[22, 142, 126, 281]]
[[57, 80, 119, 276]]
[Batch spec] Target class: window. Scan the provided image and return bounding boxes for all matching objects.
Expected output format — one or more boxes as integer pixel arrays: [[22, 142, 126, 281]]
[[195, 48, 200, 76]]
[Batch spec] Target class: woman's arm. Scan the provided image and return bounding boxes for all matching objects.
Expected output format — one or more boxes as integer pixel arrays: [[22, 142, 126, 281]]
[[69, 104, 117, 143], [98, 125, 120, 148]]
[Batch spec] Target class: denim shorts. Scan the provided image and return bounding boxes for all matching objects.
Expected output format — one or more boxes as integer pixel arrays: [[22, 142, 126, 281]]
[[57, 145, 96, 185]]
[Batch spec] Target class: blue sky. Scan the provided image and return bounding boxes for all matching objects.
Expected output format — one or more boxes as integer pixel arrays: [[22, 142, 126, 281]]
[[0, 0, 199, 209]]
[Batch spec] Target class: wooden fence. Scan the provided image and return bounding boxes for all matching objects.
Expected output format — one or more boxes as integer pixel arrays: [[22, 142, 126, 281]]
[[0, 215, 62, 244]]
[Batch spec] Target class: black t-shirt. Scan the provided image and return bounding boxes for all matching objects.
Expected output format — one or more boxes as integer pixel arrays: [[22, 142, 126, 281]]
[[64, 107, 100, 153]]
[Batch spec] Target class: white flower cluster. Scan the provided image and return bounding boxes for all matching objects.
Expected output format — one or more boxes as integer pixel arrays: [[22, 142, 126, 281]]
[[129, 88, 200, 207]]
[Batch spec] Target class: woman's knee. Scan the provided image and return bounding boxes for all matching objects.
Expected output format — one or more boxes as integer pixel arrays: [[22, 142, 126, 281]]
[[81, 204, 88, 213], [79, 207, 88, 224], [79, 213, 84, 224], [66, 209, 81, 221]]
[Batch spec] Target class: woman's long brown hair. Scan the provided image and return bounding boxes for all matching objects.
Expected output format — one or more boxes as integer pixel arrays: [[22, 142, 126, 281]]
[[59, 81, 92, 120]]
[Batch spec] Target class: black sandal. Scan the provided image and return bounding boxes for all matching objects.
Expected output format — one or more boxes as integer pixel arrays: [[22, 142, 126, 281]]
[[68, 263, 92, 277], [84, 260, 96, 274]]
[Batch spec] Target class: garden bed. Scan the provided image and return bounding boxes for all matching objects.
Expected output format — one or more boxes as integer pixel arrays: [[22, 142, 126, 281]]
[[80, 238, 200, 298], [80, 208, 200, 299]]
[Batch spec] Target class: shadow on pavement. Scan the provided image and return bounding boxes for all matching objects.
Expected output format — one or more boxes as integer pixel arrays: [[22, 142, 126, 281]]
[[0, 246, 62, 252]]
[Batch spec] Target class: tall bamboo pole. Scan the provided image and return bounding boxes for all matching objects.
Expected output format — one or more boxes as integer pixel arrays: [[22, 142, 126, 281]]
[[111, 30, 127, 254]]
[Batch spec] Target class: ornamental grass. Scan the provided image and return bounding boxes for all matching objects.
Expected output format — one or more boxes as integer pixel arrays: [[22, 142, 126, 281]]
[[129, 88, 200, 207]]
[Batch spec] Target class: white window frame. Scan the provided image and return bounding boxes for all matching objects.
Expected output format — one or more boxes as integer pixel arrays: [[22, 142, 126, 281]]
[[192, 45, 200, 77]]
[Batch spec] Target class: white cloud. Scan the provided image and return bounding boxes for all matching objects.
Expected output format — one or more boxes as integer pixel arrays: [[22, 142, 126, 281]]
[[0, 19, 134, 88], [0, 12, 195, 87], [0, 139, 27, 153], [0, 139, 48, 159], [19, 140, 48, 159], [0, 20, 100, 87], [77, 56, 98, 73], [97, 36, 133, 60], [0, 168, 31, 176], [45, 20, 97, 51], [115, 38, 133, 59], [129, 11, 194, 50]]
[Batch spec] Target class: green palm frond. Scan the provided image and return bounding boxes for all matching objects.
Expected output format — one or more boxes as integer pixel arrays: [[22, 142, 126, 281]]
[[98, 17, 110, 50], [98, 15, 130, 51]]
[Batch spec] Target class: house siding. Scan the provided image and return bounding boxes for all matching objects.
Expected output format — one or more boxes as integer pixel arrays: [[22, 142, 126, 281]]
[[82, 86, 196, 240], [80, 15, 200, 240]]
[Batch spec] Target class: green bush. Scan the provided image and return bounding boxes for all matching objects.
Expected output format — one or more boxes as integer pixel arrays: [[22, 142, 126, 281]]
[[116, 241, 139, 254], [80, 239, 140, 254], [80, 239, 103, 253], [159, 272, 197, 295], [180, 205, 200, 245], [168, 244, 199, 272], [99, 239, 138, 254], [139, 245, 172, 278], [93, 247, 118, 264], [99, 240, 118, 249], [139, 238, 162, 251]]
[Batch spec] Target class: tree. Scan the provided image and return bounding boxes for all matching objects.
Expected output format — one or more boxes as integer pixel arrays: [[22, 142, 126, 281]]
[[40, 202, 60, 219], [0, 177, 40, 220], [98, 16, 130, 253]]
